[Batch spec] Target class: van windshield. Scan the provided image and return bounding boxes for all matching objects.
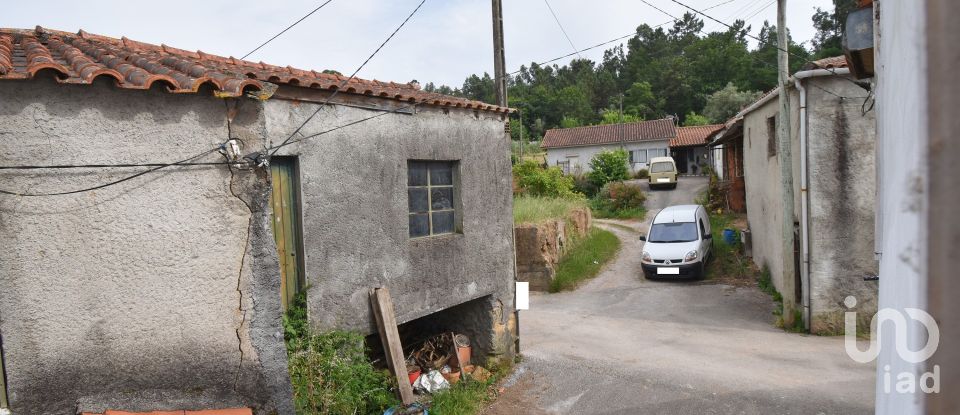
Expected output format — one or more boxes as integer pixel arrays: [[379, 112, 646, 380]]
[[648, 222, 698, 243], [650, 162, 674, 173]]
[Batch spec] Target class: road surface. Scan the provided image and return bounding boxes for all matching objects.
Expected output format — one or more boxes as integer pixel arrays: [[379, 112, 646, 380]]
[[486, 176, 875, 414]]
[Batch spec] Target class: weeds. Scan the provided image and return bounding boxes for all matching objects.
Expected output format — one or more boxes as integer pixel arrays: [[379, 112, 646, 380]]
[[284, 294, 399, 415], [551, 227, 621, 292], [513, 196, 587, 225]]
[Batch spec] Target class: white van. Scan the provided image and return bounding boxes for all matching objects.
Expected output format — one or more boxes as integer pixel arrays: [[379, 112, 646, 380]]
[[639, 204, 712, 279]]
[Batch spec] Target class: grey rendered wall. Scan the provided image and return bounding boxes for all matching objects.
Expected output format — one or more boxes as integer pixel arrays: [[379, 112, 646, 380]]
[[805, 76, 878, 333], [545, 139, 671, 173], [0, 79, 293, 414], [267, 101, 516, 359], [742, 91, 802, 296]]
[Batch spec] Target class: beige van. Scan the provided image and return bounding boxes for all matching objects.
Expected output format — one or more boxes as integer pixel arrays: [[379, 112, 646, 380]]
[[648, 156, 678, 189]]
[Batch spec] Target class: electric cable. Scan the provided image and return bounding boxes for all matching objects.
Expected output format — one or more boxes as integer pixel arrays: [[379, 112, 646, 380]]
[[241, 0, 335, 60], [543, 0, 582, 60]]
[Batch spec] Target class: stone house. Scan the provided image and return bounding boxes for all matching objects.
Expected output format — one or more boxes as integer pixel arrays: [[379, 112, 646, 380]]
[[0, 27, 515, 414], [542, 118, 676, 174], [709, 57, 878, 333]]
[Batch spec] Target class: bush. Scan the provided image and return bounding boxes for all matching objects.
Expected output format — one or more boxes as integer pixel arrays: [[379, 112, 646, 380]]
[[572, 174, 600, 198], [587, 149, 629, 188], [512, 160, 580, 198], [590, 181, 647, 219], [633, 169, 649, 180], [284, 295, 400, 414]]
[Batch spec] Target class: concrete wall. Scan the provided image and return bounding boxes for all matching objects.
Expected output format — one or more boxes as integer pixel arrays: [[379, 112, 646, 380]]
[[874, 0, 929, 412], [804, 76, 878, 333], [267, 101, 517, 360], [545, 139, 670, 174], [0, 79, 293, 414], [743, 75, 878, 333], [742, 91, 802, 298]]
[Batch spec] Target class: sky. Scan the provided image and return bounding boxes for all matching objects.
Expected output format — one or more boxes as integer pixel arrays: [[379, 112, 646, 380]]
[[4, 0, 833, 88]]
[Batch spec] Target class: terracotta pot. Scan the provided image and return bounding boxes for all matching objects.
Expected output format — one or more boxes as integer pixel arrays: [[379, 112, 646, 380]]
[[453, 346, 471, 369]]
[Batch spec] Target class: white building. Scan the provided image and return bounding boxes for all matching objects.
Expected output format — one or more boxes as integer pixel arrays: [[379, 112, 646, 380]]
[[541, 118, 676, 174]]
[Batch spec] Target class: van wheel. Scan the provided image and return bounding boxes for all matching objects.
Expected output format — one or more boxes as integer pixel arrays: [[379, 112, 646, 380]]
[[671, 183, 678, 190]]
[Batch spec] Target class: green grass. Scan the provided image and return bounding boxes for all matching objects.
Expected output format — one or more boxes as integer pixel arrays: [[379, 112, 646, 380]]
[[550, 227, 621, 292], [590, 204, 647, 220], [513, 196, 587, 225]]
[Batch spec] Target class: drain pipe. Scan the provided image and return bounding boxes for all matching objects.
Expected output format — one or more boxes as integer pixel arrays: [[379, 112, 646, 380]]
[[792, 67, 851, 329]]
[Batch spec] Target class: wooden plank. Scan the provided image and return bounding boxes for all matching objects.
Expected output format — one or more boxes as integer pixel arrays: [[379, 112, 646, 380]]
[[370, 287, 415, 405], [270, 164, 289, 311]]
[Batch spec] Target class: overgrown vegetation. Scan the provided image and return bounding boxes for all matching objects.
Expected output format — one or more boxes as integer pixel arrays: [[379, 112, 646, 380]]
[[513, 196, 587, 225], [551, 227, 621, 292], [284, 294, 400, 414], [757, 265, 805, 332], [703, 211, 752, 283], [512, 160, 581, 198], [590, 181, 647, 220]]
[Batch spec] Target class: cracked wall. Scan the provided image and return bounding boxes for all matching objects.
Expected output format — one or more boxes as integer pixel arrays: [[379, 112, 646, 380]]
[[0, 79, 293, 414]]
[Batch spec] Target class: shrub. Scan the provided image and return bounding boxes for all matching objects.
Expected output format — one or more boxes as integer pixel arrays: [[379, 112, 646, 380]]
[[591, 181, 647, 219], [633, 168, 649, 180], [572, 174, 600, 198], [587, 149, 629, 188], [512, 160, 580, 198], [284, 295, 399, 414]]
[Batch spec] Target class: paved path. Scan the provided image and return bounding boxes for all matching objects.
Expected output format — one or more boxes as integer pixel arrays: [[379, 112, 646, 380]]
[[486, 177, 875, 415]]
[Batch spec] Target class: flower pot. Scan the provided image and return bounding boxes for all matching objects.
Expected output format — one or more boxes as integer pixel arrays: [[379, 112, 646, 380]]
[[441, 369, 461, 385]]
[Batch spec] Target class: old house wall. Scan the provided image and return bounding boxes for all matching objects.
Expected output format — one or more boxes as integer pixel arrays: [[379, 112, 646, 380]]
[[0, 79, 293, 414], [545, 139, 671, 173], [266, 100, 517, 361], [804, 76, 878, 333], [742, 91, 802, 297]]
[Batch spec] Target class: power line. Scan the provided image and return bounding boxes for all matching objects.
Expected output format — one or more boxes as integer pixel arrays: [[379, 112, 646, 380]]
[[543, 0, 582, 60], [0, 161, 231, 170], [743, 0, 776, 21], [0, 147, 226, 197], [269, 0, 427, 156], [241, 0, 336, 60], [268, 102, 422, 153]]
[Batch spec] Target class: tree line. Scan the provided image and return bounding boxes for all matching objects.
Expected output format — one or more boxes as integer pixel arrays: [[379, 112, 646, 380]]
[[424, 1, 853, 142]]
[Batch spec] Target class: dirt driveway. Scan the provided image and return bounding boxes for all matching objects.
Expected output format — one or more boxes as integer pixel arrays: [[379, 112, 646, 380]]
[[486, 177, 875, 414]]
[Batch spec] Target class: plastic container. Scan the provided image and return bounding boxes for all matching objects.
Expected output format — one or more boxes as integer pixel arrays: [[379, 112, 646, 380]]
[[722, 228, 737, 245]]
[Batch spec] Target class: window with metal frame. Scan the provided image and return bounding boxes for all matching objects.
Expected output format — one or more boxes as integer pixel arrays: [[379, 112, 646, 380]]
[[408, 161, 459, 238], [556, 160, 571, 175]]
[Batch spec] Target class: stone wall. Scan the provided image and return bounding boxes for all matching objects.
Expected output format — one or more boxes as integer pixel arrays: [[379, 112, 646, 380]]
[[515, 208, 592, 291]]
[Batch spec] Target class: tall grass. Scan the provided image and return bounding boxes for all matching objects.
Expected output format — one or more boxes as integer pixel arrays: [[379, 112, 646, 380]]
[[513, 196, 587, 225], [551, 227, 621, 292]]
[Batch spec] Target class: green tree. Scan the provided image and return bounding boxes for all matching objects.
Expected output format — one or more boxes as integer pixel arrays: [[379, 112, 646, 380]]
[[588, 150, 629, 188], [683, 112, 711, 126], [811, 0, 857, 59], [599, 109, 643, 125], [702, 83, 763, 123]]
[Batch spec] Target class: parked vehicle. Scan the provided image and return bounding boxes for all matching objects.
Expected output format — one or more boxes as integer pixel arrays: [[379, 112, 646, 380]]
[[648, 156, 678, 189], [639, 204, 712, 279]]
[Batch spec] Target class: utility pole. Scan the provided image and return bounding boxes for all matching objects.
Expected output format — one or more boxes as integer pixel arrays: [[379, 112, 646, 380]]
[[776, 0, 797, 328], [492, 0, 508, 108]]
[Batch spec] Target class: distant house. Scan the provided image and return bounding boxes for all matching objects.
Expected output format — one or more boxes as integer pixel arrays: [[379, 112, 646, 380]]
[[541, 118, 676, 174], [0, 27, 516, 414], [670, 124, 724, 175], [708, 56, 877, 334]]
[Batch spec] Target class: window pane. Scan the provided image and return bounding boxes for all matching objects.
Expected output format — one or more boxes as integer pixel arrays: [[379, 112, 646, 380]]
[[431, 187, 454, 210], [408, 188, 429, 213], [432, 211, 455, 234], [430, 163, 453, 185], [408, 161, 427, 186], [409, 213, 430, 237]]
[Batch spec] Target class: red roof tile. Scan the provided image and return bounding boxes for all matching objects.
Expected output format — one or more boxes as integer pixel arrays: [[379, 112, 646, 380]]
[[803, 55, 849, 70], [671, 124, 725, 148], [0, 26, 510, 113], [541, 118, 677, 149]]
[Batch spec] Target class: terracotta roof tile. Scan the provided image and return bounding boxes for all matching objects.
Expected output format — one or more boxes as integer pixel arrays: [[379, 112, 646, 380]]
[[0, 26, 510, 113], [671, 124, 725, 148], [541, 118, 677, 149], [803, 55, 849, 70]]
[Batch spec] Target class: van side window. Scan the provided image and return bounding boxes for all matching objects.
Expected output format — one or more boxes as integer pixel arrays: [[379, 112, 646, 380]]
[[699, 219, 706, 238]]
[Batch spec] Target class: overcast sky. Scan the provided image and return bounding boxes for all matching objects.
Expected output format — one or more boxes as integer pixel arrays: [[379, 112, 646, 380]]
[[5, 0, 832, 87]]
